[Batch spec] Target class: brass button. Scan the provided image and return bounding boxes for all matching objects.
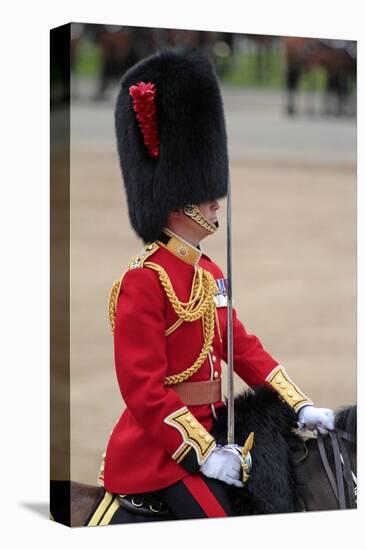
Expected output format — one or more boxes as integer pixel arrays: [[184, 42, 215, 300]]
[[204, 435, 211, 443], [209, 346, 214, 353], [146, 244, 153, 251], [212, 355, 217, 363], [214, 371, 219, 379]]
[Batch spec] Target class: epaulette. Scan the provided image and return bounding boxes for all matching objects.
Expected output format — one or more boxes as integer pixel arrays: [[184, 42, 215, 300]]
[[108, 242, 159, 333], [127, 241, 159, 269]]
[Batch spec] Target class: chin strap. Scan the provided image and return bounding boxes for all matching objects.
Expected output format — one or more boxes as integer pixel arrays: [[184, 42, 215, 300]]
[[183, 204, 218, 234]]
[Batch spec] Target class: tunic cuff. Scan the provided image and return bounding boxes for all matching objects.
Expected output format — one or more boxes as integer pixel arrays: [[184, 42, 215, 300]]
[[164, 407, 216, 472], [266, 365, 313, 412]]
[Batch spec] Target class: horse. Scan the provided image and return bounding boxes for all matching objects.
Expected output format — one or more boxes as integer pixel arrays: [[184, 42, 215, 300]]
[[50, 387, 357, 526], [282, 37, 356, 116]]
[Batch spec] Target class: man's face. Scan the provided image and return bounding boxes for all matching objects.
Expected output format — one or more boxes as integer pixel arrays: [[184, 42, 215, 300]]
[[185, 200, 220, 241], [166, 200, 221, 243]]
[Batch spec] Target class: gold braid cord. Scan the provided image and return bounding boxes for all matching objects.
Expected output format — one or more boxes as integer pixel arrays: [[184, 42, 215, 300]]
[[144, 261, 217, 386], [183, 204, 217, 234], [165, 275, 196, 336], [108, 276, 124, 334]]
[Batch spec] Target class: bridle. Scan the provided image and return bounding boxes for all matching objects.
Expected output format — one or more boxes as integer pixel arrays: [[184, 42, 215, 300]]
[[317, 429, 357, 509]]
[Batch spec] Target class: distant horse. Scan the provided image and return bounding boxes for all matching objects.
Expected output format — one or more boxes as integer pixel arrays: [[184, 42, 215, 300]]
[[245, 34, 279, 84], [50, 388, 356, 526], [90, 26, 236, 100], [92, 26, 140, 101], [282, 37, 356, 116]]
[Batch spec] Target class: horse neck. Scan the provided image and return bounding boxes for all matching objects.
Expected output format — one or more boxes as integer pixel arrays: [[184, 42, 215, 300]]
[[339, 436, 357, 475]]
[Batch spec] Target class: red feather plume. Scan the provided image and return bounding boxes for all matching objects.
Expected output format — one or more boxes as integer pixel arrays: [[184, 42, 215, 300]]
[[129, 81, 159, 159]]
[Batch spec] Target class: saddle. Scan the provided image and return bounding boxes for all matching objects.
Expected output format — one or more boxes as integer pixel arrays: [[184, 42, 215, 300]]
[[87, 490, 173, 526], [117, 492, 171, 517]]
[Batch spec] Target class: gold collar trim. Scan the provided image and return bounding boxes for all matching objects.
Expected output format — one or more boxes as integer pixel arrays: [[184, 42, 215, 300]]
[[158, 228, 202, 266]]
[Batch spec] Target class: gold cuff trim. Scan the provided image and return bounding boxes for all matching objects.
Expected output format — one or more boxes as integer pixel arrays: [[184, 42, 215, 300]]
[[266, 365, 313, 412], [164, 407, 216, 465], [172, 442, 192, 463]]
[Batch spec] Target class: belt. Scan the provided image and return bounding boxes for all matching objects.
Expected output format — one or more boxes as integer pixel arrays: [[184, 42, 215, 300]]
[[172, 378, 222, 406]]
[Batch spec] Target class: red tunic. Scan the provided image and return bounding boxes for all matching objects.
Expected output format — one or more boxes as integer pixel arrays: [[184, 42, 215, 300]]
[[102, 239, 279, 494]]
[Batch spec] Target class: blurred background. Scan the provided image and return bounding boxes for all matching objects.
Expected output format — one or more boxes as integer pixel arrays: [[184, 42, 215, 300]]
[[52, 23, 357, 484]]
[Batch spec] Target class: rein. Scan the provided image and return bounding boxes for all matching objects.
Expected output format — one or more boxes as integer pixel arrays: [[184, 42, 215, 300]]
[[317, 429, 357, 509]]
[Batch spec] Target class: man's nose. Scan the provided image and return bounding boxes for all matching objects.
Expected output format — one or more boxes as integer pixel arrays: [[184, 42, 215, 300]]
[[211, 200, 220, 211]]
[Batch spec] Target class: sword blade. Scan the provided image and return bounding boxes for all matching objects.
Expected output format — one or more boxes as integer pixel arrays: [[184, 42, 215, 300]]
[[226, 175, 235, 444]]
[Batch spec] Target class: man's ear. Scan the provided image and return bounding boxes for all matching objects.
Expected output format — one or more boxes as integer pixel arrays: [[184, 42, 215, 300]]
[[169, 209, 184, 219]]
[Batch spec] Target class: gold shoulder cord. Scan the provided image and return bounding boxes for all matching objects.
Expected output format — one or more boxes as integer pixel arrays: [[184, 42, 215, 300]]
[[108, 243, 159, 333], [108, 276, 125, 334], [108, 243, 217, 387], [144, 261, 217, 386]]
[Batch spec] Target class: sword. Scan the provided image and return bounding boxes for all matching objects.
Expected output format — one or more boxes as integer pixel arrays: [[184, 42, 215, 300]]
[[226, 175, 235, 444]]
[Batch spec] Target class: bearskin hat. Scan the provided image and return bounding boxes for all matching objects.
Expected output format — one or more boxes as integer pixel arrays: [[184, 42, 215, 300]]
[[115, 47, 229, 243]]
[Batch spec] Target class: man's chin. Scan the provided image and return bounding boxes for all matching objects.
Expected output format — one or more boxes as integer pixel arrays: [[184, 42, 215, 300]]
[[201, 220, 219, 237], [205, 220, 219, 235]]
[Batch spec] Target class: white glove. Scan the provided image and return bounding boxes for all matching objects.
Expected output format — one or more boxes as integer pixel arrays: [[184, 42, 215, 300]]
[[298, 405, 335, 435], [200, 444, 244, 488]]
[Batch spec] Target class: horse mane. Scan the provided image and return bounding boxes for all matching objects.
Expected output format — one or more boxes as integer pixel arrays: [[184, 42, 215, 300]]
[[335, 405, 357, 440], [212, 386, 303, 515]]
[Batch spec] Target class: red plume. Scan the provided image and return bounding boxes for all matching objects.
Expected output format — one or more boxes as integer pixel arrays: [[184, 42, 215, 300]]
[[129, 81, 159, 159]]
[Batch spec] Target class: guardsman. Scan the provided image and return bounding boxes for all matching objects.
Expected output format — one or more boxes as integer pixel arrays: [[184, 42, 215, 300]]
[[99, 47, 334, 519]]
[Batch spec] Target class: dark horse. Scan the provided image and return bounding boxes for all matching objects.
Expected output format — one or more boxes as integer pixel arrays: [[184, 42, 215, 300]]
[[51, 388, 357, 526], [282, 37, 356, 116]]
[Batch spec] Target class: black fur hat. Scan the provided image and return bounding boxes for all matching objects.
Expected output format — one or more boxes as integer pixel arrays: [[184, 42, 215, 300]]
[[115, 47, 229, 243]]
